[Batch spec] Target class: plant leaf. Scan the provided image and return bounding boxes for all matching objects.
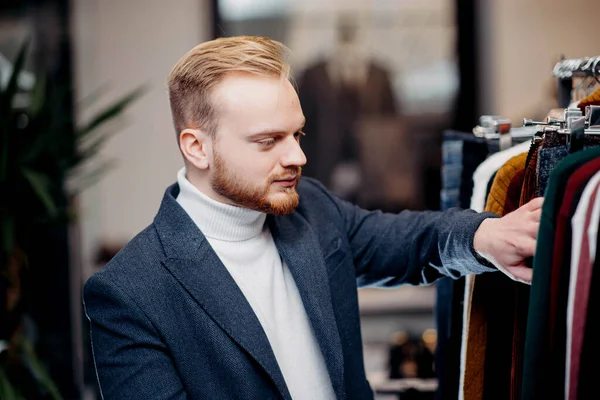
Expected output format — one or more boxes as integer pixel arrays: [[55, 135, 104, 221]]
[[0, 367, 26, 400], [0, 118, 8, 182], [29, 73, 46, 118], [77, 85, 147, 139], [1, 39, 30, 181], [1, 38, 29, 106], [21, 339, 63, 400], [77, 127, 119, 162], [21, 168, 58, 218], [76, 84, 111, 112], [70, 161, 116, 193]]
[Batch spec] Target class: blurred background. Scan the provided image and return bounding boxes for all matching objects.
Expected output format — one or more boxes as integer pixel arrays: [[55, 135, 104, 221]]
[[1, 0, 599, 399]]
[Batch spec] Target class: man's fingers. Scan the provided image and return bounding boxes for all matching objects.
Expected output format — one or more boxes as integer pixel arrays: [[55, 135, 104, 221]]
[[529, 208, 542, 223], [523, 210, 541, 235], [484, 198, 542, 281], [518, 237, 537, 257], [525, 220, 540, 237], [508, 266, 533, 283], [525, 197, 544, 211]]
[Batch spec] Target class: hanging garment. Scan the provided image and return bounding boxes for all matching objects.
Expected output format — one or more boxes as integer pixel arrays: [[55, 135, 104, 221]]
[[503, 169, 526, 213], [298, 61, 396, 192], [437, 131, 491, 400], [440, 130, 490, 210], [577, 222, 600, 398], [504, 143, 543, 400], [460, 137, 490, 208], [549, 158, 600, 343], [354, 117, 420, 210], [435, 275, 466, 400], [566, 170, 600, 400], [578, 87, 600, 112], [470, 141, 532, 213], [548, 150, 600, 400], [459, 141, 532, 400], [520, 137, 542, 205], [485, 153, 528, 215], [507, 279, 530, 400], [536, 129, 600, 196], [536, 132, 569, 196], [521, 147, 600, 400], [463, 153, 528, 400]]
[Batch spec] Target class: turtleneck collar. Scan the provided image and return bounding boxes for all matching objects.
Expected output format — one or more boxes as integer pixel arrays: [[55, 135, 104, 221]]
[[175, 167, 266, 242]]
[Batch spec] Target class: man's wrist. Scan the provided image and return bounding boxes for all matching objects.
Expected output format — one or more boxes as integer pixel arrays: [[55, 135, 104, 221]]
[[472, 217, 497, 269], [473, 249, 496, 269], [473, 218, 492, 255]]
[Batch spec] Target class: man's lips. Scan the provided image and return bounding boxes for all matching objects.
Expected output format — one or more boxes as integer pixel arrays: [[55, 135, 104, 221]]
[[273, 176, 298, 187]]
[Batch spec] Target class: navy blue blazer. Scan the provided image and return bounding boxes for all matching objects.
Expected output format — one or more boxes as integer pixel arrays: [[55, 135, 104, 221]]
[[83, 178, 495, 400]]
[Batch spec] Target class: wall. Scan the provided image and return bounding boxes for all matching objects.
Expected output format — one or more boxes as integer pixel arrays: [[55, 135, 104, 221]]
[[479, 0, 600, 123], [72, 0, 210, 280]]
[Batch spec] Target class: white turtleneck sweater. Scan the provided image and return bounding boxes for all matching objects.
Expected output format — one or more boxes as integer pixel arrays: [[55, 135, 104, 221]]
[[175, 168, 336, 399]]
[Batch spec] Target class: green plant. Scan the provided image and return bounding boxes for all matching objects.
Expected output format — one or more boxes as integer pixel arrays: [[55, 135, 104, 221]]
[[0, 40, 145, 399]]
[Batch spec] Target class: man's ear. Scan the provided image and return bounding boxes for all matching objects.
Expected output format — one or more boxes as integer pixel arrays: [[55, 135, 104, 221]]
[[179, 129, 211, 170]]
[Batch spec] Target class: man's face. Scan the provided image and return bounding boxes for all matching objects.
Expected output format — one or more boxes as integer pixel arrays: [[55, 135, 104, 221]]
[[208, 72, 307, 215]]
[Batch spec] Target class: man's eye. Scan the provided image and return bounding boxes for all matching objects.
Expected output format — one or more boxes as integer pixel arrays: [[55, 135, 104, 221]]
[[294, 131, 306, 141], [258, 139, 276, 148]]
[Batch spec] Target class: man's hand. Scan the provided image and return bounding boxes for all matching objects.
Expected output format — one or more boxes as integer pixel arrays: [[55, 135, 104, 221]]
[[473, 197, 544, 283]]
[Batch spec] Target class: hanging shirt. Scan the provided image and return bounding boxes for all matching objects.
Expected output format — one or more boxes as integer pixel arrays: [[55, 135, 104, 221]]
[[459, 140, 531, 400], [522, 147, 600, 400], [567, 170, 600, 400]]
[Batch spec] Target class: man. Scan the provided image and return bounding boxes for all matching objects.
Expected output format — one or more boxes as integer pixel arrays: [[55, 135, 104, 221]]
[[83, 36, 541, 400]]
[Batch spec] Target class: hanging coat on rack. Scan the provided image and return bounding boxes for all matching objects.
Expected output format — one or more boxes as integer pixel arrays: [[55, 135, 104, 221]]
[[459, 140, 531, 400], [566, 169, 600, 399], [462, 152, 530, 400], [522, 146, 600, 400], [297, 60, 397, 196]]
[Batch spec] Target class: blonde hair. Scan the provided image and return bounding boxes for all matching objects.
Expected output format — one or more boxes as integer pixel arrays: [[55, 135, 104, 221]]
[[168, 36, 292, 140]]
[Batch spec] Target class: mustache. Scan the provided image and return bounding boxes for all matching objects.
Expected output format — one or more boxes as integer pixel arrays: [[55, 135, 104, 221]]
[[270, 167, 302, 182]]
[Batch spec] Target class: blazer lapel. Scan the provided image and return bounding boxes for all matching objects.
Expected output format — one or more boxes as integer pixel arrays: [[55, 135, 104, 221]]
[[154, 185, 291, 399], [269, 213, 347, 400]]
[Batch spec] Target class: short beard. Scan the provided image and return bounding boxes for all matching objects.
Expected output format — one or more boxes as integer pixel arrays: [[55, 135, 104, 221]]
[[210, 148, 301, 215]]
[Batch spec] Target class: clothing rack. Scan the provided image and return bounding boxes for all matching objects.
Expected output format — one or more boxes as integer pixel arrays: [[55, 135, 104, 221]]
[[438, 55, 600, 400], [553, 55, 600, 108], [522, 106, 600, 140]]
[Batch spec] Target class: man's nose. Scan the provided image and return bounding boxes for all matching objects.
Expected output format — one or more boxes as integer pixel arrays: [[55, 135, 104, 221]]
[[280, 136, 307, 168]]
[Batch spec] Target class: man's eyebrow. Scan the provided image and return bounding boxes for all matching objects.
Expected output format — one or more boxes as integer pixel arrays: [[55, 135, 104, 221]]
[[246, 119, 306, 139]]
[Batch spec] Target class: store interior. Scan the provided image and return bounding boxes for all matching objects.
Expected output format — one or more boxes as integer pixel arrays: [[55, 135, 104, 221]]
[[1, 0, 600, 399]]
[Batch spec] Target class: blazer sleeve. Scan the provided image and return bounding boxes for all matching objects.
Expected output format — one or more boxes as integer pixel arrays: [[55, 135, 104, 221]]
[[310, 180, 498, 287], [83, 272, 188, 400]]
